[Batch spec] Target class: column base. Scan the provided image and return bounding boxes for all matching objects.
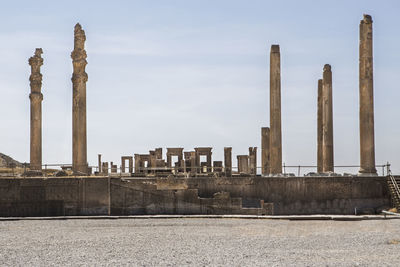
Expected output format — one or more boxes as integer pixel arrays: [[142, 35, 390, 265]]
[[358, 168, 378, 176]]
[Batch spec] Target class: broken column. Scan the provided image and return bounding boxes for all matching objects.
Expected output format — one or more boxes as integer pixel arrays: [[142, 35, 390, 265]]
[[237, 155, 249, 174], [98, 154, 102, 174], [322, 64, 334, 172], [102, 162, 109, 175], [71, 23, 88, 175], [359, 14, 377, 175], [249, 147, 257, 175], [317, 79, 323, 173], [261, 127, 270, 175], [224, 147, 232, 177], [270, 45, 282, 175], [29, 48, 44, 171]]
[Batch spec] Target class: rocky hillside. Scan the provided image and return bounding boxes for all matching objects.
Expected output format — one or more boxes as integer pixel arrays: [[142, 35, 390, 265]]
[[0, 153, 23, 168]]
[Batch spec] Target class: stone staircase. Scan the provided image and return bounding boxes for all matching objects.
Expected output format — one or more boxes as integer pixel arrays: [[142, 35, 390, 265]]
[[387, 175, 400, 210]]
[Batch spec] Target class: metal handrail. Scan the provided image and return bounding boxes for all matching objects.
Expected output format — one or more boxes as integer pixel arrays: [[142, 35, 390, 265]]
[[388, 172, 400, 201], [1, 162, 393, 178]]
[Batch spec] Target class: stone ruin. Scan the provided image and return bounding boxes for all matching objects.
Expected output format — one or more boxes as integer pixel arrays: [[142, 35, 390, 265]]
[[97, 147, 260, 177], [23, 15, 379, 178]]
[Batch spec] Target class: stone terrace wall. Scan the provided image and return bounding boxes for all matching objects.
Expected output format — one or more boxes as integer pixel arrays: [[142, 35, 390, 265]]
[[0, 178, 109, 216], [0, 176, 391, 216], [184, 176, 390, 215]]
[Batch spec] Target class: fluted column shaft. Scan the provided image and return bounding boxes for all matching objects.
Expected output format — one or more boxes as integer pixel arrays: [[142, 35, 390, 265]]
[[322, 64, 334, 172], [71, 23, 88, 174], [269, 45, 282, 174], [29, 49, 44, 171], [359, 14, 377, 174], [317, 79, 323, 173]]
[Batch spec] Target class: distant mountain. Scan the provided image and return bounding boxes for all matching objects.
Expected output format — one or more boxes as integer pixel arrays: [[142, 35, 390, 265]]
[[0, 153, 23, 168]]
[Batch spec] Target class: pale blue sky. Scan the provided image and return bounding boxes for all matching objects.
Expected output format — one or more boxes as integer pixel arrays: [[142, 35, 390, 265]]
[[0, 0, 399, 174]]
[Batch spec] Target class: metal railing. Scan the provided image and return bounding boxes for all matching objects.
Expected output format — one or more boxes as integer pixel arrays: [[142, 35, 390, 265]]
[[0, 162, 392, 178], [388, 172, 400, 202], [280, 163, 391, 177]]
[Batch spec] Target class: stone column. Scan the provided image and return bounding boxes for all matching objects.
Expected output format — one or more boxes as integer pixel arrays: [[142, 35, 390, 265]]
[[317, 79, 323, 173], [261, 127, 270, 175], [270, 45, 282, 175], [71, 23, 88, 175], [224, 147, 232, 176], [98, 154, 102, 173], [237, 155, 249, 174], [249, 147, 257, 175], [121, 157, 126, 173], [102, 162, 109, 175], [29, 48, 44, 171], [359, 14, 377, 174], [134, 154, 140, 174], [128, 157, 133, 173], [322, 64, 334, 172]]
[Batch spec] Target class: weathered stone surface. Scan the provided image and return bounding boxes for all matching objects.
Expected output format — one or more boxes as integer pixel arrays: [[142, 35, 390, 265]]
[[0, 176, 389, 216], [71, 23, 88, 175], [249, 147, 257, 175], [237, 155, 249, 174], [29, 48, 43, 171], [270, 45, 282, 174], [102, 162, 109, 175], [224, 147, 232, 177], [98, 154, 102, 174], [322, 64, 334, 173], [261, 127, 270, 175], [166, 148, 183, 170], [121, 156, 133, 173], [317, 79, 323, 173], [195, 147, 212, 173], [359, 14, 377, 174]]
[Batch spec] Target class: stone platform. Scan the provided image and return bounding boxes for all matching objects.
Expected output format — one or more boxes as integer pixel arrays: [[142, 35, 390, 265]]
[[0, 175, 391, 217]]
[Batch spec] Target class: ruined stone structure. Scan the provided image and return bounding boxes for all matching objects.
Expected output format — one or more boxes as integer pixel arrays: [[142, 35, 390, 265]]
[[213, 161, 223, 173], [224, 147, 232, 177], [4, 16, 394, 217], [71, 23, 88, 175], [322, 64, 334, 173], [121, 156, 133, 173], [270, 45, 282, 175], [184, 151, 196, 174], [195, 147, 212, 173], [359, 14, 377, 175], [261, 127, 270, 175], [317, 79, 323, 173], [98, 154, 102, 174], [29, 48, 44, 171], [102, 162, 109, 175], [249, 147, 257, 175], [237, 155, 249, 174], [166, 148, 183, 169]]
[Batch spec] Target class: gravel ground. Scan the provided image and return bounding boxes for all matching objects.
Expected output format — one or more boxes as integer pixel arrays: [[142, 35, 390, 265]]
[[0, 218, 399, 266]]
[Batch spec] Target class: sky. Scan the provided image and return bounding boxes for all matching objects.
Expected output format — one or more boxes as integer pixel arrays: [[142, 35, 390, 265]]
[[0, 0, 399, 175]]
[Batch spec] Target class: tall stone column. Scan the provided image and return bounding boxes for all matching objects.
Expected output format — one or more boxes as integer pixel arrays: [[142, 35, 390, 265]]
[[71, 23, 88, 174], [224, 147, 232, 176], [322, 64, 334, 172], [317, 79, 323, 173], [29, 48, 44, 171], [359, 14, 377, 174], [261, 127, 270, 175], [269, 45, 282, 174]]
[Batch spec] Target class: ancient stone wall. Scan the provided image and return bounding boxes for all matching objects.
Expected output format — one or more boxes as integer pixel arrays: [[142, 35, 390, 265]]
[[0, 176, 390, 216]]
